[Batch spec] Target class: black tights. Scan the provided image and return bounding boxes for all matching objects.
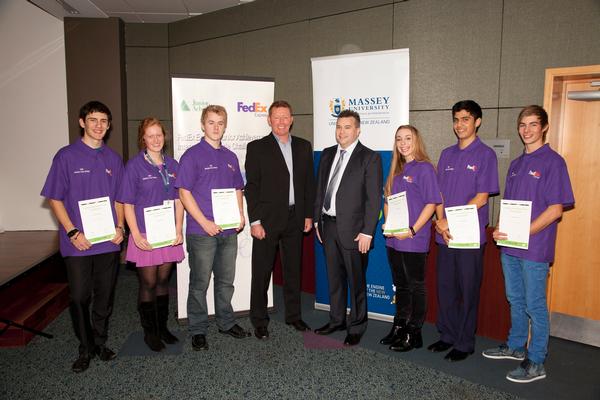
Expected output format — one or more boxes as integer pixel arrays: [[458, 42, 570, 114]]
[[137, 263, 173, 303]]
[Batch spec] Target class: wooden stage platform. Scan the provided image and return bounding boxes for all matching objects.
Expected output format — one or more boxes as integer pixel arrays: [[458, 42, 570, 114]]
[[0, 230, 69, 347]]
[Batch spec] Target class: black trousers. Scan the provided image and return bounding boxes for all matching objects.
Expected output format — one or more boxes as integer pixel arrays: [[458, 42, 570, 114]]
[[386, 247, 427, 328], [64, 252, 119, 356], [250, 209, 303, 328], [322, 216, 368, 335]]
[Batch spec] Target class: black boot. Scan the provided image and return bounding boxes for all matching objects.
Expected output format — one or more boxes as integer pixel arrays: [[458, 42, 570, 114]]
[[389, 326, 423, 352], [379, 319, 407, 345], [138, 302, 165, 352], [156, 295, 179, 344]]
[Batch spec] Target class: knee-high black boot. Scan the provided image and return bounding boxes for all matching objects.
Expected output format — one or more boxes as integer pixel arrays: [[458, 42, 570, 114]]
[[138, 302, 165, 352], [156, 295, 179, 344]]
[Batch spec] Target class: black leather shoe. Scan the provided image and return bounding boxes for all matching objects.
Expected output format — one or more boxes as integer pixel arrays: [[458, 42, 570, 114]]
[[444, 349, 473, 362], [314, 323, 346, 335], [389, 330, 423, 352], [427, 340, 453, 353], [379, 323, 405, 345], [343, 334, 361, 346], [191, 334, 208, 350], [254, 326, 269, 340], [94, 345, 116, 361], [286, 320, 311, 332], [219, 324, 251, 339], [72, 354, 92, 373]]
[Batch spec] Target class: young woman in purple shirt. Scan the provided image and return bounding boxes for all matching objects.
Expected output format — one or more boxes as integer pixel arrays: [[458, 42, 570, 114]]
[[381, 125, 442, 352], [118, 118, 184, 352], [483, 106, 574, 383]]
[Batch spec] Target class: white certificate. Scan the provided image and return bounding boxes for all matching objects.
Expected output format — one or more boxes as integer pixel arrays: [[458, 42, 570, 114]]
[[384, 191, 410, 234], [144, 202, 176, 249], [445, 204, 480, 249], [78, 196, 116, 244], [211, 188, 241, 230], [497, 199, 532, 250]]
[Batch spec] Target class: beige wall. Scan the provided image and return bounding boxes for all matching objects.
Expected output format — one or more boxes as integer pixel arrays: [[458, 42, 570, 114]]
[[0, 0, 68, 231], [124, 0, 600, 224]]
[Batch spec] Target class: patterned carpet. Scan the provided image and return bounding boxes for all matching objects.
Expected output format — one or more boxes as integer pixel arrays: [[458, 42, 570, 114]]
[[0, 269, 519, 400]]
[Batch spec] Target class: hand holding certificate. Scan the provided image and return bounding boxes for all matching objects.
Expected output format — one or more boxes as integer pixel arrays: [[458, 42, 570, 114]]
[[211, 188, 241, 230], [497, 199, 532, 249], [384, 191, 410, 235], [144, 202, 176, 249], [78, 196, 116, 244], [445, 204, 480, 249]]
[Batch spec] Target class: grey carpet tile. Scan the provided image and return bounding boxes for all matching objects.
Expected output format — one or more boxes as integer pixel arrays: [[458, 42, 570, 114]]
[[0, 271, 519, 400]]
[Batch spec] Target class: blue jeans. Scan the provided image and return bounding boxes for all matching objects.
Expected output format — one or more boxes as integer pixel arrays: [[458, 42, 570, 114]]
[[186, 234, 237, 335], [501, 253, 550, 364]]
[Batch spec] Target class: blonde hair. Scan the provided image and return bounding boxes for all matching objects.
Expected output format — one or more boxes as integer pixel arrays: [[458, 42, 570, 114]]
[[384, 125, 432, 197]]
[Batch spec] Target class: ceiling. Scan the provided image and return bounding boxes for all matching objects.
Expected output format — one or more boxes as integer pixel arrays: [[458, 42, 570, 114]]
[[28, 0, 256, 23]]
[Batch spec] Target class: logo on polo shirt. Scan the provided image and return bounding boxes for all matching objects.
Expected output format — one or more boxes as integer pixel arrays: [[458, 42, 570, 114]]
[[105, 168, 112, 176], [445, 165, 454, 171], [510, 171, 517, 177], [466, 164, 477, 172], [168, 172, 176, 178], [402, 175, 413, 183], [204, 164, 218, 170], [74, 168, 90, 174], [227, 163, 236, 172], [528, 170, 541, 179], [142, 174, 157, 181]]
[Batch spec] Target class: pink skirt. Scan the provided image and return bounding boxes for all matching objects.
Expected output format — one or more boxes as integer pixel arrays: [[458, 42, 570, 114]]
[[126, 234, 185, 267]]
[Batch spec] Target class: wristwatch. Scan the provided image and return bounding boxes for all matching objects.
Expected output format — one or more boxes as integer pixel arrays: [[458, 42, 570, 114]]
[[67, 228, 79, 238], [409, 226, 416, 236]]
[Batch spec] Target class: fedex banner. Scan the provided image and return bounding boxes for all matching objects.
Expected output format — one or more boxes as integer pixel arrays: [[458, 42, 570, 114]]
[[171, 75, 274, 320], [311, 49, 410, 321]]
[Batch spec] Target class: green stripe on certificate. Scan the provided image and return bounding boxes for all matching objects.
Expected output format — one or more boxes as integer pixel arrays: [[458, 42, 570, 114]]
[[497, 240, 528, 249], [383, 228, 410, 234], [150, 240, 173, 248], [219, 223, 239, 229], [89, 234, 114, 244], [450, 242, 480, 248]]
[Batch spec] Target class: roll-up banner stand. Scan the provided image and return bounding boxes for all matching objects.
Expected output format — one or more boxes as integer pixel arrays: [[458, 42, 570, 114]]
[[171, 75, 275, 320], [311, 49, 410, 320]]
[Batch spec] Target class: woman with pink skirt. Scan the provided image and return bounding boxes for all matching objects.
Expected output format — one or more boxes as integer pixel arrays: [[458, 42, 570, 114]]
[[117, 117, 184, 351]]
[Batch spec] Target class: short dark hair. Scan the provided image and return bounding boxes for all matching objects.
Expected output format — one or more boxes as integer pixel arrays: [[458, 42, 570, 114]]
[[268, 100, 293, 116], [78, 100, 112, 136], [337, 109, 361, 126], [452, 100, 482, 121]]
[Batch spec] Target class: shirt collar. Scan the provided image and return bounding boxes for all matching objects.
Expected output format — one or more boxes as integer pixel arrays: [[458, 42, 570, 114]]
[[272, 132, 292, 145], [337, 139, 359, 156]]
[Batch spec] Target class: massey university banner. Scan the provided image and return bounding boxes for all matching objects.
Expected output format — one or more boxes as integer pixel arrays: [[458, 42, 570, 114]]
[[171, 75, 274, 319], [311, 49, 410, 321]]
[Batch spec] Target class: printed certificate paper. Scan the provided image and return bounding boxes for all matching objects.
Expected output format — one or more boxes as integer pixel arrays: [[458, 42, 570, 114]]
[[384, 191, 409, 234], [78, 196, 116, 244], [497, 199, 532, 249], [211, 188, 241, 230], [144, 202, 176, 248], [445, 204, 480, 249]]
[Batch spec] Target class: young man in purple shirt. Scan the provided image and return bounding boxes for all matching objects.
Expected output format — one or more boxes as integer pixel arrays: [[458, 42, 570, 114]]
[[41, 101, 124, 373], [429, 100, 499, 361], [483, 105, 574, 383], [176, 105, 250, 351]]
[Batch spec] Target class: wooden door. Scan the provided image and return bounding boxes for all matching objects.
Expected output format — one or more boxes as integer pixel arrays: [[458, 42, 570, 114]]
[[544, 65, 600, 347]]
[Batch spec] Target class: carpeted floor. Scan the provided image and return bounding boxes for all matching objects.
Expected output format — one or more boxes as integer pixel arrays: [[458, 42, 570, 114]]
[[0, 269, 519, 400]]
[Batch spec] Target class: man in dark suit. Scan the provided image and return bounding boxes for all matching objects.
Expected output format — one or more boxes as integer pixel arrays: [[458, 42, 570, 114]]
[[244, 100, 315, 339], [313, 109, 383, 346]]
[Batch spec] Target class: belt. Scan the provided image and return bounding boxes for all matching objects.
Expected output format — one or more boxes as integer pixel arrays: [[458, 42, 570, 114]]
[[322, 214, 336, 221]]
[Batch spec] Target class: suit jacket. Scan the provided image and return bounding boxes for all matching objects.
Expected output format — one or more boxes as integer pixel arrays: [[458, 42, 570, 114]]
[[244, 133, 315, 234], [314, 141, 383, 249]]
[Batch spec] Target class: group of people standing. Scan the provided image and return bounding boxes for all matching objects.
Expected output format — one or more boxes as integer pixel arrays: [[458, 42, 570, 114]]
[[42, 98, 572, 385]]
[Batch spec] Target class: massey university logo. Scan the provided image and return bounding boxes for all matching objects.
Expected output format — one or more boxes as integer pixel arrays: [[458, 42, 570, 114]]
[[329, 98, 347, 117], [180, 99, 209, 112]]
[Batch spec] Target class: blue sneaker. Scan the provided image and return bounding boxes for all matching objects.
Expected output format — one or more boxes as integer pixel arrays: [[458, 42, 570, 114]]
[[482, 344, 526, 360], [506, 359, 546, 383]]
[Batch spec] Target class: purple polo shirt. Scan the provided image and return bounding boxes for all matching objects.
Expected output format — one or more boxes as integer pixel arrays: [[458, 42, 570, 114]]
[[117, 151, 179, 233], [436, 137, 499, 245], [41, 139, 124, 257], [174, 138, 244, 236], [501, 144, 574, 263], [386, 161, 442, 253]]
